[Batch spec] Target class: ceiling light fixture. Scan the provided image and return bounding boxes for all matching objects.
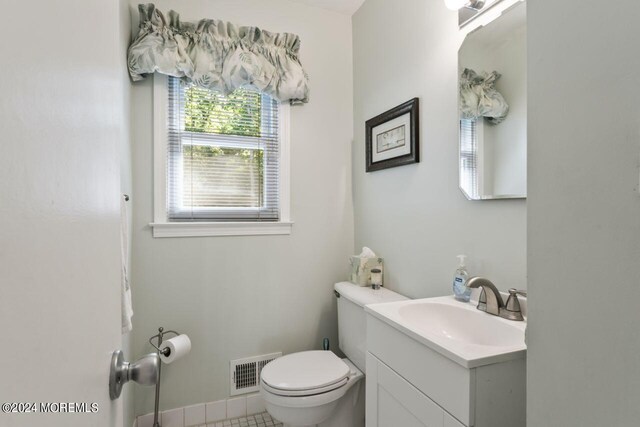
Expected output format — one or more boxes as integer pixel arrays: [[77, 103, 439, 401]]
[[445, 0, 485, 11]]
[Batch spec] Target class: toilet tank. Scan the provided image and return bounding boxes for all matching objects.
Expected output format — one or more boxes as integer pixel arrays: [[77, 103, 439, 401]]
[[335, 281, 408, 371]]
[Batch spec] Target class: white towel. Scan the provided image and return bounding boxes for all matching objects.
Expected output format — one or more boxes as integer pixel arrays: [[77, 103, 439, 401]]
[[121, 196, 133, 334]]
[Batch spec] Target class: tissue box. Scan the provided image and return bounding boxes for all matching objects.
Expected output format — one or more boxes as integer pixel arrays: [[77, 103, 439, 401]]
[[349, 256, 384, 286]]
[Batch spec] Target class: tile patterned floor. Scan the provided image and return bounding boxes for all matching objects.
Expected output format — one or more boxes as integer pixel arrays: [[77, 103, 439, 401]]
[[200, 412, 283, 427]]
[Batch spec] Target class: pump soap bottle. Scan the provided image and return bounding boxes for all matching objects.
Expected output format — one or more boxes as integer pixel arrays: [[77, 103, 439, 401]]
[[453, 255, 471, 302]]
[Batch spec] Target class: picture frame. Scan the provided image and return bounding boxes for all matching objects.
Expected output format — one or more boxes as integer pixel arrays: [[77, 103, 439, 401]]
[[365, 98, 419, 172]]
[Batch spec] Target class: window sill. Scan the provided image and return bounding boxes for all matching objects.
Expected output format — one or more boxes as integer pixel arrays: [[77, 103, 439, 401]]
[[150, 221, 294, 238]]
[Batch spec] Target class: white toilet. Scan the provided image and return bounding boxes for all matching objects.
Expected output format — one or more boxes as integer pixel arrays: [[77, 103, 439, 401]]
[[260, 281, 407, 427]]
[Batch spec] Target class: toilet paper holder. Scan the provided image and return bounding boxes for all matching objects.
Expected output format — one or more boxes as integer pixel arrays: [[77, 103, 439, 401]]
[[149, 327, 181, 427], [149, 327, 180, 357]]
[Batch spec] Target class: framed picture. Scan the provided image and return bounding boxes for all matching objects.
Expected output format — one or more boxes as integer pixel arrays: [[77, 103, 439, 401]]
[[365, 98, 420, 172]]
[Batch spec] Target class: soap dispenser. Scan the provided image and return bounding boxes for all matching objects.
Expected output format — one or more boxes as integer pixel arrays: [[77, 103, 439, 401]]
[[453, 255, 471, 302]]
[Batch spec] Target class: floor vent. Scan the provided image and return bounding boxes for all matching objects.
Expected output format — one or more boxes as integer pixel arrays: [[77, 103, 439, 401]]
[[230, 352, 282, 396]]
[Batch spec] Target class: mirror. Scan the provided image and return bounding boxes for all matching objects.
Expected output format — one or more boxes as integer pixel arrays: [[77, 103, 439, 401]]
[[458, 1, 526, 200]]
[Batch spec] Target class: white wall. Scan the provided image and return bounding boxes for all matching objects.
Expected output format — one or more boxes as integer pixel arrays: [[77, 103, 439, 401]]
[[352, 0, 526, 300], [129, 0, 354, 414], [0, 1, 125, 426], [527, 1, 640, 425]]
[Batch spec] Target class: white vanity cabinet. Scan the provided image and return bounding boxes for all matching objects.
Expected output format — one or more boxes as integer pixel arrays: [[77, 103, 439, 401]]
[[365, 314, 525, 427], [367, 352, 465, 427]]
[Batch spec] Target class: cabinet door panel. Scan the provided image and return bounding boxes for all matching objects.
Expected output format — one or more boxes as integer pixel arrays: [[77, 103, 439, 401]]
[[376, 358, 444, 426], [367, 315, 473, 424], [379, 388, 433, 427]]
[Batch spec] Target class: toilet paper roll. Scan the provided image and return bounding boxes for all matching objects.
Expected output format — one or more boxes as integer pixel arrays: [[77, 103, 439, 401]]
[[159, 334, 191, 364]]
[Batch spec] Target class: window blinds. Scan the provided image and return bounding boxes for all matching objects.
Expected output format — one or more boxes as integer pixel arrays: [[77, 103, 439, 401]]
[[167, 77, 280, 221], [459, 118, 479, 199]]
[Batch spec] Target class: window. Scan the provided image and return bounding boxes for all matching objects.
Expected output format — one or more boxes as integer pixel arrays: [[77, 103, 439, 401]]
[[151, 74, 292, 238], [459, 118, 480, 200]]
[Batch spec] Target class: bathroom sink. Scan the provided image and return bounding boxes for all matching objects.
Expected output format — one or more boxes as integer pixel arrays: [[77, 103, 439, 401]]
[[365, 296, 526, 368], [397, 302, 523, 347]]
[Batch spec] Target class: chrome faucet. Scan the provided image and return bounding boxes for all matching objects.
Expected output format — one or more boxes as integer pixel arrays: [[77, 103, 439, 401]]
[[465, 277, 504, 316], [465, 277, 526, 321]]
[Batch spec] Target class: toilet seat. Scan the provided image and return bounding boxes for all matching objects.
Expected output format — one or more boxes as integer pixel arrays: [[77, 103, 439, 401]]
[[261, 377, 348, 397], [260, 351, 351, 397]]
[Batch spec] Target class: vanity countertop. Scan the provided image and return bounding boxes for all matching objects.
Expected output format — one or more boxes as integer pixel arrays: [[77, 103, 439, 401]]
[[365, 295, 527, 368]]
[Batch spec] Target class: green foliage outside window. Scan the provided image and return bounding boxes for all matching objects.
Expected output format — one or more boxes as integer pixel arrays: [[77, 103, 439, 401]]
[[182, 83, 264, 165], [181, 83, 267, 207], [184, 84, 262, 136]]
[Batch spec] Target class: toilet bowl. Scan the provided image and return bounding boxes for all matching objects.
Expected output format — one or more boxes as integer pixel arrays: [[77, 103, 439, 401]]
[[260, 351, 363, 427], [260, 282, 407, 427]]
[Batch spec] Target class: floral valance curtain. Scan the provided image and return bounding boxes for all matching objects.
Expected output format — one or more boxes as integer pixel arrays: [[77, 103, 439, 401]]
[[459, 68, 509, 124], [128, 4, 310, 104]]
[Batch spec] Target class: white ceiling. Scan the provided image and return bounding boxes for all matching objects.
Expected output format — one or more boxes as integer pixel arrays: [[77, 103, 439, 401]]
[[287, 0, 366, 15]]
